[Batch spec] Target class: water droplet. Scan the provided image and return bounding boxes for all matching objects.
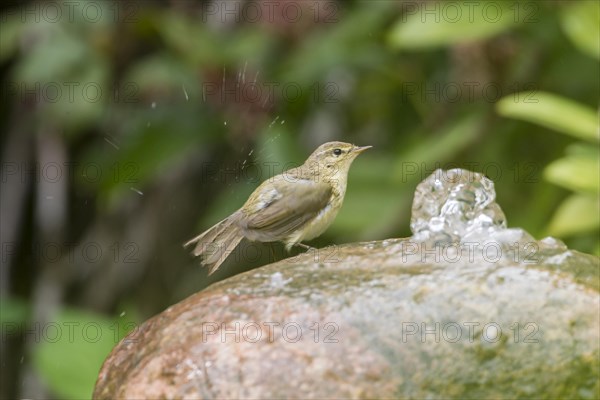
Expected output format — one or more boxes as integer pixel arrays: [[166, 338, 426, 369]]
[[268, 116, 280, 128], [103, 136, 120, 150]]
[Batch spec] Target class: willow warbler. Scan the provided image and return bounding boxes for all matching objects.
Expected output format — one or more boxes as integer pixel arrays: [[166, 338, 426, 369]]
[[184, 141, 371, 274]]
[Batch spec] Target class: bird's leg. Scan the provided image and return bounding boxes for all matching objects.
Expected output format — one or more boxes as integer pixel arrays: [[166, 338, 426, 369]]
[[295, 242, 316, 251], [268, 243, 276, 261]]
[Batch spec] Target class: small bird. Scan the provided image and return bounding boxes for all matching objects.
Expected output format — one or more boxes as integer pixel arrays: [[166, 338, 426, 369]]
[[184, 141, 371, 274]]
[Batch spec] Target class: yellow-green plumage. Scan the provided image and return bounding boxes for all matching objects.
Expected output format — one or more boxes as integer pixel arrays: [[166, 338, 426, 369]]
[[184, 141, 370, 274]]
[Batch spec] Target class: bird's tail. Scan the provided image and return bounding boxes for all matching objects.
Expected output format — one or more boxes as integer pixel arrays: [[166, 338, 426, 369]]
[[183, 214, 243, 275]]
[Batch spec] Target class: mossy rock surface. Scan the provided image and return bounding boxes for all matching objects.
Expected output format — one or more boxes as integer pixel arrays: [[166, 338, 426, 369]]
[[94, 239, 600, 399]]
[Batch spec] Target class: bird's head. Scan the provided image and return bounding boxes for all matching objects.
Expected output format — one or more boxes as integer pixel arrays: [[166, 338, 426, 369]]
[[304, 141, 371, 184]]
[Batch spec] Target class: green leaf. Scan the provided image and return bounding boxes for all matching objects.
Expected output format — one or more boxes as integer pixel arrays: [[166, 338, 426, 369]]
[[560, 1, 600, 60], [388, 1, 517, 49], [32, 309, 120, 400], [544, 154, 599, 194], [548, 194, 600, 237], [496, 91, 599, 142]]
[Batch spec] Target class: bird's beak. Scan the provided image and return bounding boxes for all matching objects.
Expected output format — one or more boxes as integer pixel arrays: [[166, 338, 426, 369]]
[[353, 145, 372, 154]]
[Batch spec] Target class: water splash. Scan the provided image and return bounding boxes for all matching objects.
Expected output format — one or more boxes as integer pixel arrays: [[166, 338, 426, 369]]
[[411, 169, 507, 243], [407, 168, 566, 263]]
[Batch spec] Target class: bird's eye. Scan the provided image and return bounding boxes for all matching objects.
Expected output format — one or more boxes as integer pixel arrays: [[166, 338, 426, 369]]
[[333, 148, 342, 156]]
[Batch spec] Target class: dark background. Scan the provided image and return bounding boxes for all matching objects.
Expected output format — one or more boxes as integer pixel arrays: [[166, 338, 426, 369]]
[[1, 1, 598, 398]]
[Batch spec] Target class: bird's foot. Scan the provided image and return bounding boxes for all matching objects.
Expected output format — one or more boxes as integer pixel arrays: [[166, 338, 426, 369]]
[[295, 242, 316, 251]]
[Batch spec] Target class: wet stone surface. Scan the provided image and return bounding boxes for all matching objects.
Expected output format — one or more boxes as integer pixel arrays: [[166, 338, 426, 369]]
[[94, 169, 600, 399]]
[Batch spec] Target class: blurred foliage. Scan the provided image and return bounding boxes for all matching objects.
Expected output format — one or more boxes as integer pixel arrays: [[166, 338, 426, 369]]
[[497, 91, 599, 239], [496, 91, 598, 141], [33, 308, 136, 400], [560, 0, 600, 60], [388, 1, 518, 49], [1, 0, 598, 398]]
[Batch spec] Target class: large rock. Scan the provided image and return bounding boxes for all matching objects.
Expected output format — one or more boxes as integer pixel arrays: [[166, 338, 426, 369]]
[[93, 241, 599, 399], [94, 170, 600, 399]]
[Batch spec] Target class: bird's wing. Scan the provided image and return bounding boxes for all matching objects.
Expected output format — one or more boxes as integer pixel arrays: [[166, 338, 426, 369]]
[[241, 178, 331, 240]]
